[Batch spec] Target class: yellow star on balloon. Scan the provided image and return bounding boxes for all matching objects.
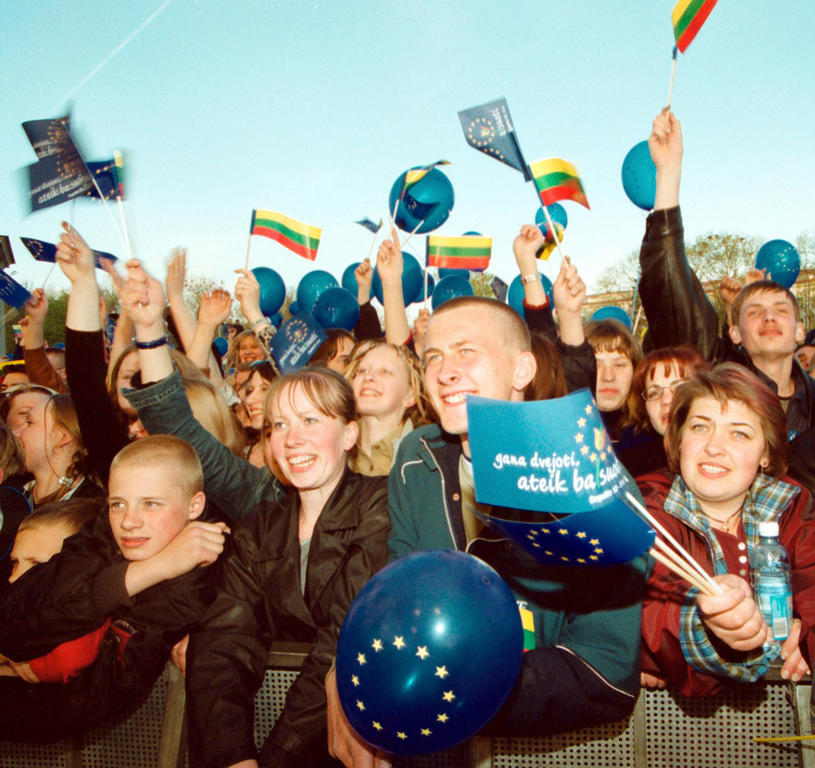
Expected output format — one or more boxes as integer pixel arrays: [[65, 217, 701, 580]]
[[372, 721, 383, 731], [580, 445, 589, 455], [421, 728, 432, 736], [351, 675, 360, 687], [577, 417, 586, 427], [357, 653, 366, 665], [372, 638, 383, 652], [435, 666, 449, 679], [397, 731, 407, 740], [356, 700, 365, 711], [576, 531, 587, 538], [590, 538, 599, 546], [442, 690, 456, 701], [437, 713, 449, 723], [393, 636, 405, 650], [575, 433, 584, 443], [585, 405, 592, 415], [416, 645, 429, 660]]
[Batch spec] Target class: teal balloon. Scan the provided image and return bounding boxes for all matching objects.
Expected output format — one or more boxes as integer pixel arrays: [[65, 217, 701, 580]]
[[336, 550, 522, 756], [312, 287, 360, 331], [289, 301, 301, 315], [388, 167, 454, 234], [508, 273, 554, 319], [410, 270, 435, 304], [342, 262, 361, 295], [431, 275, 473, 309], [755, 239, 801, 289], [621, 140, 656, 211], [439, 268, 470, 280], [591, 305, 632, 328], [462, 230, 482, 236], [213, 336, 228, 356], [534, 203, 568, 238], [372, 252, 423, 306], [269, 312, 283, 329], [297, 270, 338, 314], [251, 267, 286, 317]]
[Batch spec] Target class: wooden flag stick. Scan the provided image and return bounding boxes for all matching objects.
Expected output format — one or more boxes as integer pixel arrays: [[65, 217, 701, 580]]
[[423, 264, 429, 308], [667, 47, 678, 109], [399, 219, 425, 251], [40, 263, 57, 291], [650, 544, 717, 597], [115, 197, 133, 261], [244, 233, 252, 271], [625, 490, 723, 595]]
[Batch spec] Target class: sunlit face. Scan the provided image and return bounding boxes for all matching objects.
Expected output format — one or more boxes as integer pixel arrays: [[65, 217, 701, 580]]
[[352, 346, 415, 421], [423, 306, 532, 441], [796, 345, 815, 372], [327, 337, 355, 373], [9, 521, 75, 583], [116, 350, 140, 417], [11, 395, 61, 474], [594, 350, 634, 412], [263, 384, 356, 497], [239, 369, 271, 430], [107, 463, 203, 561], [2, 372, 30, 390], [238, 336, 263, 364], [643, 361, 687, 436], [679, 396, 768, 518], [731, 290, 804, 360], [5, 390, 50, 433]]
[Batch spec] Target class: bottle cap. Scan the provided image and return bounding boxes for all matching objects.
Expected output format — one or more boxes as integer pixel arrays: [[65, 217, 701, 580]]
[[758, 521, 780, 538]]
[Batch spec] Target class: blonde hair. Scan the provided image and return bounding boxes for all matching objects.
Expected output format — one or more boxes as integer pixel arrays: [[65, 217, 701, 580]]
[[110, 435, 203, 499], [224, 331, 263, 371], [184, 377, 245, 456]]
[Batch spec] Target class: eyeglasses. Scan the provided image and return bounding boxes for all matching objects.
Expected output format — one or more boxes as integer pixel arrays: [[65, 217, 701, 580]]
[[642, 379, 687, 402]]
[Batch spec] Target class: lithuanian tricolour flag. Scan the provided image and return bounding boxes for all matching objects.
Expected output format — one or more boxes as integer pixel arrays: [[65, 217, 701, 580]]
[[250, 210, 321, 261], [672, 0, 718, 53], [528, 158, 590, 210], [426, 235, 491, 270]]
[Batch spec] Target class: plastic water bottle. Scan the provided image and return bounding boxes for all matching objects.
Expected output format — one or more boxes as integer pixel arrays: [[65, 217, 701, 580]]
[[751, 521, 792, 644]]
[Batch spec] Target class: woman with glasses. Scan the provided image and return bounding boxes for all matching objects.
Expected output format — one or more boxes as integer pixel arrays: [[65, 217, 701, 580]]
[[616, 346, 709, 477]]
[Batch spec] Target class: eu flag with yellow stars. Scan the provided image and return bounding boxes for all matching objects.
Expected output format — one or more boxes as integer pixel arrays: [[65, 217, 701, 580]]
[[457, 98, 532, 181], [85, 159, 119, 201], [21, 237, 116, 270], [466, 389, 655, 564]]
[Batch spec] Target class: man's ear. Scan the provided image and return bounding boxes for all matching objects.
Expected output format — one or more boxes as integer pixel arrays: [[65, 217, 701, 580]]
[[512, 350, 537, 394], [728, 324, 742, 346], [187, 491, 206, 521], [795, 322, 806, 346]]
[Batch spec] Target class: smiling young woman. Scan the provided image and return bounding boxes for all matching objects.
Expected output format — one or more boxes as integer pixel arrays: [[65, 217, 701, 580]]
[[636, 363, 815, 697]]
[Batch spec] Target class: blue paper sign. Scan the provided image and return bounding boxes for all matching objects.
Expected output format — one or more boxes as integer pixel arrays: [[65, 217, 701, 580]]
[[270, 311, 327, 374], [0, 271, 31, 309], [466, 389, 655, 565]]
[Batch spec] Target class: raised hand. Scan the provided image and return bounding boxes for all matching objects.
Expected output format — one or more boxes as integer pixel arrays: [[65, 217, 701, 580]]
[[553, 256, 586, 316], [165, 248, 187, 301], [56, 222, 96, 284], [513, 224, 546, 271], [233, 268, 263, 325], [198, 289, 232, 328], [376, 229, 404, 287], [649, 108, 683, 174], [120, 259, 167, 333], [355, 258, 374, 304]]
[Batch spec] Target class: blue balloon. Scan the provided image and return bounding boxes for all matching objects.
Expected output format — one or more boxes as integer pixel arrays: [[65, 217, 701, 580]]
[[212, 336, 228, 356], [439, 268, 470, 281], [388, 167, 454, 234], [342, 262, 361, 295], [621, 140, 656, 211], [410, 270, 436, 304], [336, 550, 522, 756], [507, 273, 554, 319], [251, 267, 286, 317], [431, 275, 473, 309], [462, 230, 482, 236], [288, 300, 301, 316], [534, 203, 568, 239], [755, 239, 801, 289], [269, 312, 283, 329], [297, 270, 338, 314], [372, 252, 423, 306], [590, 305, 632, 328], [312, 287, 360, 331]]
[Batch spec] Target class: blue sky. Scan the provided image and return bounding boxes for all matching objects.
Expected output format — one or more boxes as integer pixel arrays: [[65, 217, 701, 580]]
[[2, 0, 814, 304]]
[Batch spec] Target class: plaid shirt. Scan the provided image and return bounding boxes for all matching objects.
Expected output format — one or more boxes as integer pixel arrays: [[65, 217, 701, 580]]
[[663, 474, 800, 681]]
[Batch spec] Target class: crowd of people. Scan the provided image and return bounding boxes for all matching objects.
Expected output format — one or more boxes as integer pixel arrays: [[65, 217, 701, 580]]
[[0, 108, 814, 768]]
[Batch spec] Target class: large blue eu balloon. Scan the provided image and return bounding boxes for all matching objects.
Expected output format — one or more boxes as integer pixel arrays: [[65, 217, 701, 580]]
[[336, 550, 522, 756], [372, 252, 423, 306], [507, 272, 554, 319], [342, 262, 361, 295], [431, 275, 473, 310], [251, 267, 286, 317], [534, 203, 568, 240], [312, 287, 360, 331], [212, 336, 228, 357], [297, 270, 338, 314], [590, 305, 632, 328], [621, 140, 656, 211], [755, 239, 801, 288], [389, 168, 454, 234]]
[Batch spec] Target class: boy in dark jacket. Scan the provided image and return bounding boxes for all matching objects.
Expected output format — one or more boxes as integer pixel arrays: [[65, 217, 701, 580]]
[[0, 434, 227, 741]]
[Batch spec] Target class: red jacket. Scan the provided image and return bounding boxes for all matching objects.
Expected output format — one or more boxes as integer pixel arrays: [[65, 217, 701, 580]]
[[638, 470, 815, 697]]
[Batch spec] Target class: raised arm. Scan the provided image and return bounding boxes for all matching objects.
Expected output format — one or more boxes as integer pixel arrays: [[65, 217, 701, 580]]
[[20, 289, 67, 393], [377, 230, 411, 346]]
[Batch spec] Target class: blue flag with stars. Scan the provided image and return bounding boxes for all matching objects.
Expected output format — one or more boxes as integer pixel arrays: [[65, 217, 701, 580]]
[[457, 98, 532, 182], [355, 217, 382, 234], [21, 238, 116, 270], [0, 271, 31, 309], [269, 311, 327, 373], [467, 389, 655, 564]]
